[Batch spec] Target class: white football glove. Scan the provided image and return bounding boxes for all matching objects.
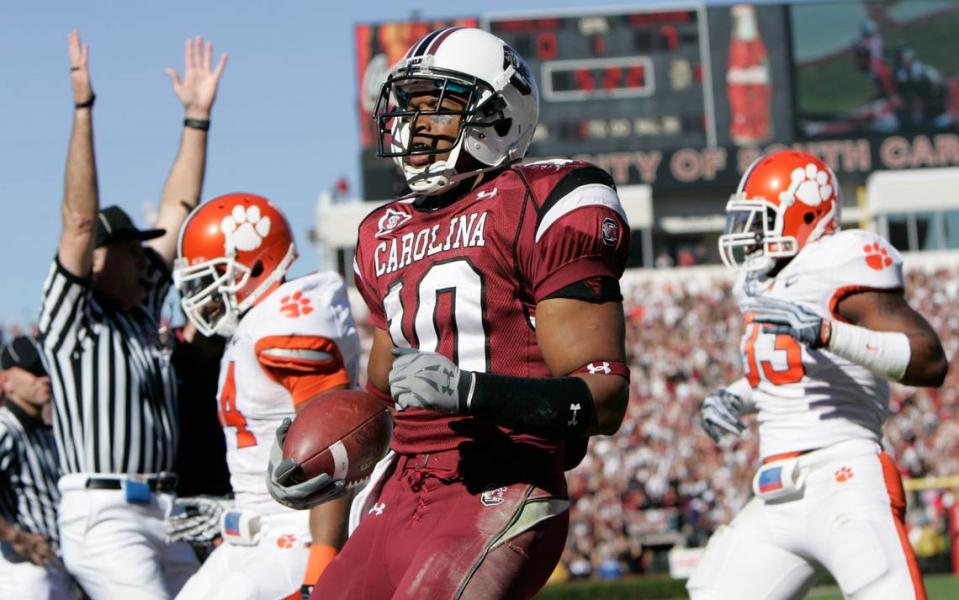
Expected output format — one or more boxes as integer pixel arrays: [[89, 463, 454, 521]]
[[389, 348, 470, 414], [700, 389, 748, 443], [167, 496, 231, 544], [742, 296, 827, 349], [265, 418, 346, 510]]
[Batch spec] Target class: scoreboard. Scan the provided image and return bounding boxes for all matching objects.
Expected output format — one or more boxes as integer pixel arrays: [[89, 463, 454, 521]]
[[353, 3, 959, 197], [355, 5, 796, 197], [485, 6, 717, 157]]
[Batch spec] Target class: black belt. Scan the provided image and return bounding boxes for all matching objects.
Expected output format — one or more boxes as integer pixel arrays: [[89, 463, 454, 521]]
[[85, 476, 178, 493]]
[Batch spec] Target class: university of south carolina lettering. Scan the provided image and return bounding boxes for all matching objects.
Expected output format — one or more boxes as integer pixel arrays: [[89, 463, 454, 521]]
[[374, 211, 489, 277]]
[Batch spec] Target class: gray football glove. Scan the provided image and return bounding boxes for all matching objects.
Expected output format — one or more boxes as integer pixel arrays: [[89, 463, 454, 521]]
[[167, 496, 231, 544], [265, 418, 347, 511], [700, 389, 748, 443], [389, 348, 470, 414], [742, 296, 827, 349]]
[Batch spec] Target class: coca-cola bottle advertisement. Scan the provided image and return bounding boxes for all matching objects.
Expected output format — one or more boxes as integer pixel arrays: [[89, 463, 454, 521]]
[[727, 4, 772, 145]]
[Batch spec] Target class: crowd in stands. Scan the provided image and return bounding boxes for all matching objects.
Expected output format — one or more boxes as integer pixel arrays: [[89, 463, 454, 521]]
[[561, 265, 959, 580], [6, 264, 957, 582]]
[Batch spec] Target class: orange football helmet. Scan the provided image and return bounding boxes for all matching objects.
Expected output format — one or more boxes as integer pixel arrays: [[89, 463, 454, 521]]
[[173, 193, 297, 336], [719, 150, 841, 272]]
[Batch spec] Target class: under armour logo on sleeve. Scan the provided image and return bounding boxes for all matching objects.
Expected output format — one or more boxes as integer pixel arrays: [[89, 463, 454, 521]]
[[587, 362, 611, 374]]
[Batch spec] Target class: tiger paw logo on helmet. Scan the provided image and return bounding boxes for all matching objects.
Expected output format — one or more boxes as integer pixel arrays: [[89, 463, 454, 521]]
[[220, 205, 272, 253], [780, 163, 834, 207]]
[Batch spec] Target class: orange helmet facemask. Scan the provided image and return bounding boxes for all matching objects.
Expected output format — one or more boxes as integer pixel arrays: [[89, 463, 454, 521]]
[[719, 150, 841, 273], [173, 193, 297, 336]]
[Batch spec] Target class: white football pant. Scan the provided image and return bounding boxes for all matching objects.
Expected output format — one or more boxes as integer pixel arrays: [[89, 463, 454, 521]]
[[57, 474, 199, 599], [687, 439, 925, 600], [175, 510, 311, 600], [0, 542, 72, 600]]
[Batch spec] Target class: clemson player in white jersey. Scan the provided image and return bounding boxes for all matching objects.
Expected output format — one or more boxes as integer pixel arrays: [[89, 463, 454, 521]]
[[169, 193, 361, 600], [688, 150, 947, 600]]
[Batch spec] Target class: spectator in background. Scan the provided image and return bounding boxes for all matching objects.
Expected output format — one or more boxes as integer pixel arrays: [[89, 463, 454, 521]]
[[556, 263, 958, 581], [36, 31, 226, 598], [894, 46, 948, 128], [0, 336, 68, 599]]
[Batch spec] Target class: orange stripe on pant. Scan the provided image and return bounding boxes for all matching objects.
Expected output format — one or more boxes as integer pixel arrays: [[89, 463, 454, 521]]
[[879, 452, 927, 600]]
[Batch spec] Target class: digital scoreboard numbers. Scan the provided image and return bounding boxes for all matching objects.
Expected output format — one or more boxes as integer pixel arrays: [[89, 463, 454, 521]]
[[486, 6, 716, 158]]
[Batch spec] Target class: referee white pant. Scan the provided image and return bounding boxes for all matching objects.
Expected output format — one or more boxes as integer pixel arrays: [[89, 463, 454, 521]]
[[687, 439, 925, 600], [0, 541, 72, 600], [57, 474, 199, 600]]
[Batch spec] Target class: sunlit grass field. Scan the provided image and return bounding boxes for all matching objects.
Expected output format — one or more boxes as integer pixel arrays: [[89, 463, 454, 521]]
[[536, 573, 959, 599]]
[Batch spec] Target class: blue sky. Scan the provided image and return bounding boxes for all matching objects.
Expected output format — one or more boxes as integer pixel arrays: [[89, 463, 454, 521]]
[[0, 0, 793, 325]]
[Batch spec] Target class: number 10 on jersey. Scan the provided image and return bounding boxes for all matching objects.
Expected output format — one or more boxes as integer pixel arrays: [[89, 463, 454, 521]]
[[384, 259, 489, 373]]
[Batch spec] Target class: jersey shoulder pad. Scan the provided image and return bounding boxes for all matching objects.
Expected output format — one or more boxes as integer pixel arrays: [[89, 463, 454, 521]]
[[514, 160, 615, 202], [247, 272, 351, 341], [798, 229, 904, 291]]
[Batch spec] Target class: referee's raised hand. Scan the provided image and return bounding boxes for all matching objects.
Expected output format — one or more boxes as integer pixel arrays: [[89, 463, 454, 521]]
[[164, 35, 228, 121], [67, 30, 93, 109]]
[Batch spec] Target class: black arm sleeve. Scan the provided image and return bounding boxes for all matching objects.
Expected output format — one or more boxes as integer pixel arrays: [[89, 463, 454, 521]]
[[542, 275, 623, 303], [462, 371, 596, 439]]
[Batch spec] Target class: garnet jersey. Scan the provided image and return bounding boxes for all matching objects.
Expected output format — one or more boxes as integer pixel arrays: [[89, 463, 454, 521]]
[[733, 229, 905, 458], [353, 160, 629, 454], [217, 272, 361, 514]]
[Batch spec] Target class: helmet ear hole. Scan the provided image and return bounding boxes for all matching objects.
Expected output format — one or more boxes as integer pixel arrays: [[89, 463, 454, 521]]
[[251, 260, 264, 278], [803, 212, 815, 224], [493, 117, 512, 136]]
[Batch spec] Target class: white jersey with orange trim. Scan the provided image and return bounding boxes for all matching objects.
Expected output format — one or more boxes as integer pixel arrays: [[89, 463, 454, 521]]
[[732, 229, 905, 458], [218, 271, 361, 514]]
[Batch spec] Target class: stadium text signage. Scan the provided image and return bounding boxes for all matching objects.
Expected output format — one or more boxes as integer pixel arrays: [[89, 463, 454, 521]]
[[562, 131, 959, 188]]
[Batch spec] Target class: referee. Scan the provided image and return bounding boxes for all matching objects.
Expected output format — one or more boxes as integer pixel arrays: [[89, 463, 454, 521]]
[[0, 336, 70, 599], [36, 31, 227, 599]]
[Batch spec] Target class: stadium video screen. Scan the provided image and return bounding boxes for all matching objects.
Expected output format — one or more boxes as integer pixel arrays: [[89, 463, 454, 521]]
[[791, 0, 959, 139]]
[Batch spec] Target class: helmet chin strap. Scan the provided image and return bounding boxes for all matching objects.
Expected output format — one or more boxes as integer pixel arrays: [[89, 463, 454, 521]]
[[405, 135, 516, 195], [404, 137, 465, 194], [235, 243, 297, 315]]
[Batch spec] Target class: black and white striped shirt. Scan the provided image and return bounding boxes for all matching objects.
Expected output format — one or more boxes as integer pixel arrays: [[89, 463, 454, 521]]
[[0, 403, 60, 544], [37, 251, 178, 475]]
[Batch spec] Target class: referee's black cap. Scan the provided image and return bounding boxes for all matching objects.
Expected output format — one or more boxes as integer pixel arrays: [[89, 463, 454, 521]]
[[0, 336, 47, 377], [95, 206, 166, 248]]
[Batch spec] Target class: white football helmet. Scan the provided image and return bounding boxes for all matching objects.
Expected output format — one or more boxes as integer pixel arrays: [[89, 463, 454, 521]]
[[373, 27, 540, 195]]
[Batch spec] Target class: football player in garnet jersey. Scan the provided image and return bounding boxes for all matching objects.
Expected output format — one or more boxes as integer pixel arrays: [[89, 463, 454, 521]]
[[267, 27, 631, 599], [169, 193, 361, 599], [689, 150, 948, 599]]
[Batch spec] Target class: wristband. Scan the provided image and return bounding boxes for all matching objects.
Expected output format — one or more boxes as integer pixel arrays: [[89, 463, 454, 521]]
[[726, 377, 757, 414], [75, 93, 95, 109], [467, 372, 596, 439], [183, 118, 210, 131], [303, 544, 337, 585], [826, 320, 911, 381], [570, 360, 630, 380], [219, 510, 263, 546]]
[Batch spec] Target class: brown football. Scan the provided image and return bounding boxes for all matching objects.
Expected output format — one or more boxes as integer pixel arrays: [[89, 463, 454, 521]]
[[281, 389, 392, 488]]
